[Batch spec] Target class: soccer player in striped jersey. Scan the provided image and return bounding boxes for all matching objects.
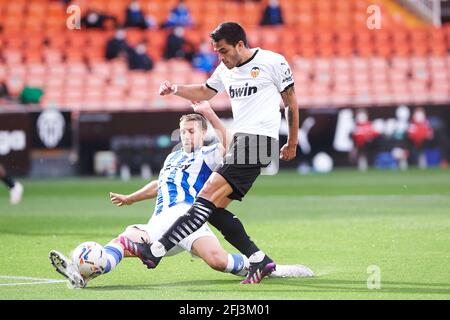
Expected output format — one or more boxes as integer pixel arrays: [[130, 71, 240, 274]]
[[49, 103, 313, 288]]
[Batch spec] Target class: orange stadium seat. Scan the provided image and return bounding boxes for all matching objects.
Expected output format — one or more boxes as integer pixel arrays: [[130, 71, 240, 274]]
[[24, 50, 43, 63], [3, 49, 23, 65], [27, 63, 46, 77], [65, 88, 84, 104], [41, 95, 64, 109], [45, 32, 66, 49], [45, 76, 64, 92], [106, 0, 127, 21], [8, 65, 27, 79], [47, 63, 66, 76], [90, 63, 112, 78], [0, 0, 448, 111], [5, 75, 25, 96], [107, 88, 126, 100], [80, 98, 105, 111], [24, 35, 44, 51]]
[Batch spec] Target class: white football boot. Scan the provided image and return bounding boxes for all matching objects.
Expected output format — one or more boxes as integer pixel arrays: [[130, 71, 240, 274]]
[[269, 264, 315, 278], [49, 250, 86, 288], [10, 182, 23, 205]]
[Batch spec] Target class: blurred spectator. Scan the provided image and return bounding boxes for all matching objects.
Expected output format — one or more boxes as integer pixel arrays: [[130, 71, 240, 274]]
[[192, 41, 218, 73], [126, 41, 154, 71], [161, 0, 193, 28], [163, 27, 194, 61], [81, 8, 118, 30], [390, 106, 411, 170], [20, 86, 44, 104], [407, 107, 434, 168], [0, 81, 10, 99], [350, 109, 380, 171], [427, 116, 449, 168], [0, 163, 23, 205], [124, 0, 157, 29], [105, 28, 128, 60], [260, 0, 284, 26], [372, 119, 400, 170]]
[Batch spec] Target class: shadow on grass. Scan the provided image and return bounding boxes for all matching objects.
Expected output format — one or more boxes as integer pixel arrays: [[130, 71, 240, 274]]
[[252, 278, 450, 295], [87, 279, 238, 291], [87, 278, 450, 296], [0, 229, 116, 238]]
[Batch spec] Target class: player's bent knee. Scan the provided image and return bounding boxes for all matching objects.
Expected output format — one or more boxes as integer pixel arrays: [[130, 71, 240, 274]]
[[198, 180, 216, 198], [198, 177, 233, 204], [119, 225, 150, 243]]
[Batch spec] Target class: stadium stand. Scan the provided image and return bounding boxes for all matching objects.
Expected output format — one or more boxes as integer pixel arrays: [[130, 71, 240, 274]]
[[0, 0, 449, 111]]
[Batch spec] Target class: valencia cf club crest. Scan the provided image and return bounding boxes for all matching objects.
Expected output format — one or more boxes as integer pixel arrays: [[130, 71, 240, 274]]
[[251, 67, 260, 78]]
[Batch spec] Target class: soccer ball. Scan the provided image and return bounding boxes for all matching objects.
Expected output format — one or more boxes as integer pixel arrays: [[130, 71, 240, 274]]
[[312, 152, 333, 173], [71, 242, 107, 279]]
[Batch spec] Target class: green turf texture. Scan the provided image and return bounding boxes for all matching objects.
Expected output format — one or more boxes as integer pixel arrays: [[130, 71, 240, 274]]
[[1, 169, 449, 300]]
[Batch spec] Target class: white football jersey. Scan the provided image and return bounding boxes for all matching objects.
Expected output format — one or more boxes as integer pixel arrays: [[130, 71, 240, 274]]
[[206, 48, 294, 139], [153, 143, 223, 216]]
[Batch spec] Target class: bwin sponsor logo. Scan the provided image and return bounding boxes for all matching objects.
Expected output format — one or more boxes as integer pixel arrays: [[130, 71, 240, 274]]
[[229, 83, 257, 98]]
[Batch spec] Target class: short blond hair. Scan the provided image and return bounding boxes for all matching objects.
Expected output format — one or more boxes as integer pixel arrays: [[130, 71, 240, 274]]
[[179, 113, 208, 131]]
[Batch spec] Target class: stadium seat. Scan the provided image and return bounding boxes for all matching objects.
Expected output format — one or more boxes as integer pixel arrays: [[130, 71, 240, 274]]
[[43, 49, 63, 64], [0, 0, 448, 111]]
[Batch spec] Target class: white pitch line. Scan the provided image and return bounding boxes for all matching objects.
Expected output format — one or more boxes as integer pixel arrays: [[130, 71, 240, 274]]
[[0, 275, 66, 287]]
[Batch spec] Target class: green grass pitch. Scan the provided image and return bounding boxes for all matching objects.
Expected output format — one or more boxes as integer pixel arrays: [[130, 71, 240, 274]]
[[1, 169, 450, 300]]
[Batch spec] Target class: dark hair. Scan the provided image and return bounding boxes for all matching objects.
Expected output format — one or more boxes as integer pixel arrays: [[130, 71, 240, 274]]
[[180, 113, 208, 131], [210, 22, 248, 47]]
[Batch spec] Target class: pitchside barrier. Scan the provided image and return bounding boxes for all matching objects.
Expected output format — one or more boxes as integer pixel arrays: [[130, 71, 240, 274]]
[[1, 105, 449, 177]]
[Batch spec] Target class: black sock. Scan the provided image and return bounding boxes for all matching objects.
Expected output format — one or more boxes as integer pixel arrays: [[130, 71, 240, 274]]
[[1, 176, 15, 189], [208, 208, 259, 258], [159, 197, 216, 252]]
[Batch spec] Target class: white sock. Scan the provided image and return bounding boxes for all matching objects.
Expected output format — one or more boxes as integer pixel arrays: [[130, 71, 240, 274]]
[[225, 253, 249, 276], [151, 241, 167, 257], [103, 242, 124, 274]]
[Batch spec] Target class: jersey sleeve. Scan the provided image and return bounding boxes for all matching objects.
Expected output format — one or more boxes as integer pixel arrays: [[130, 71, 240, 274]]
[[205, 65, 225, 93], [271, 54, 295, 93], [202, 143, 223, 170]]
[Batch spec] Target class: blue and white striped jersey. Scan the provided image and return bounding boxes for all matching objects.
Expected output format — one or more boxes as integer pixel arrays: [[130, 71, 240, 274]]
[[153, 143, 223, 216]]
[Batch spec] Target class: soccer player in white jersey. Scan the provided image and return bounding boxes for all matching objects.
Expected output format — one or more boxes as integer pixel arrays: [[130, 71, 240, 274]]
[[49, 103, 312, 288], [122, 22, 299, 284]]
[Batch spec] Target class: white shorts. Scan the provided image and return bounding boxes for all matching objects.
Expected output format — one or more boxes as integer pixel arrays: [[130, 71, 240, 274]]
[[131, 203, 217, 257]]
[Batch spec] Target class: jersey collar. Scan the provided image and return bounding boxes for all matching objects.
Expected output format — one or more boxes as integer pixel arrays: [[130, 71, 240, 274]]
[[182, 146, 202, 156], [236, 48, 259, 68]]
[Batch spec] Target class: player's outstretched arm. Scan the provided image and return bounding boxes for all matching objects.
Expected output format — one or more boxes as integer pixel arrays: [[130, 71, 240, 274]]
[[110, 180, 159, 207], [191, 101, 230, 153], [159, 80, 217, 102], [280, 85, 299, 161]]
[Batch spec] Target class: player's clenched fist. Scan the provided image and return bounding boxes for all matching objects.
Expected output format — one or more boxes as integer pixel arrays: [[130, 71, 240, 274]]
[[279, 143, 297, 161], [158, 80, 177, 96]]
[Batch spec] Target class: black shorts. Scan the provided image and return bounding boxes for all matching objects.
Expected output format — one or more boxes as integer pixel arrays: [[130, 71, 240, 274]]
[[215, 133, 277, 201]]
